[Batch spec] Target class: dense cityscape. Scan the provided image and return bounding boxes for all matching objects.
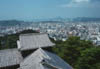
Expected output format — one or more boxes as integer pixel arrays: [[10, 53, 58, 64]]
[[1, 20, 100, 46]]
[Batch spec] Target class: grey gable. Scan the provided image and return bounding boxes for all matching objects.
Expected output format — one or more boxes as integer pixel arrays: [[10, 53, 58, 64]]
[[18, 33, 55, 51], [19, 48, 73, 69], [0, 49, 23, 68]]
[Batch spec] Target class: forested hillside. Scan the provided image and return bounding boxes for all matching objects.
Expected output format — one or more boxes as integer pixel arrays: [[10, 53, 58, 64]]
[[52, 36, 100, 69]]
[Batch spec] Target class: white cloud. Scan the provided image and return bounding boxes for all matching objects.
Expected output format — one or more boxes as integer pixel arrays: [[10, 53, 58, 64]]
[[60, 0, 100, 8], [74, 0, 90, 3]]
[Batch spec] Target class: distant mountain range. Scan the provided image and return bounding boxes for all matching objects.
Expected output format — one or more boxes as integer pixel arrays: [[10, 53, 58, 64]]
[[0, 20, 31, 26], [71, 17, 100, 22], [33, 17, 100, 22], [0, 17, 100, 26], [48, 17, 100, 22]]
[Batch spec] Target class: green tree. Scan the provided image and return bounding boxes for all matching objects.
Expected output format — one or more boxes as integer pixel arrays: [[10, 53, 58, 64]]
[[6, 35, 18, 48], [52, 36, 94, 67], [75, 47, 100, 69]]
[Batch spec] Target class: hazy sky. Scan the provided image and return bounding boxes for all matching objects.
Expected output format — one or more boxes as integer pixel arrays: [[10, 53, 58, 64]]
[[0, 0, 100, 20]]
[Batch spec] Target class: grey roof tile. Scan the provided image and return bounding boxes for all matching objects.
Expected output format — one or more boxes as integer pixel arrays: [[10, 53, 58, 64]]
[[0, 49, 23, 68], [18, 33, 55, 51], [19, 48, 73, 69]]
